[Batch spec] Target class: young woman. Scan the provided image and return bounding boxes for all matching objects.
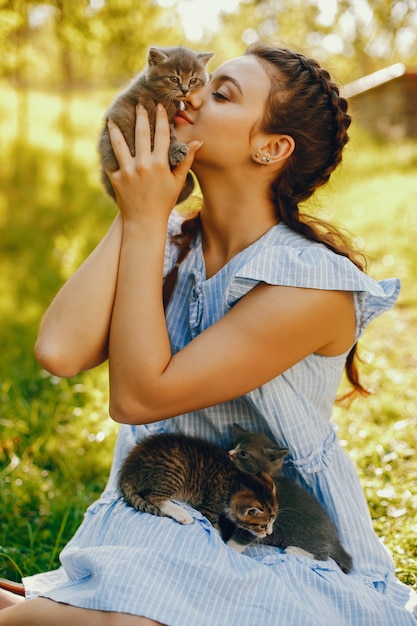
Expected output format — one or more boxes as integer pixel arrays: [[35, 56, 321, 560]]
[[1, 43, 416, 625]]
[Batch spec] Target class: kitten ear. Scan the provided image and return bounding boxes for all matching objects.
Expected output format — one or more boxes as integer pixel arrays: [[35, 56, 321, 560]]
[[246, 507, 264, 517], [232, 423, 247, 436], [148, 47, 169, 66], [265, 447, 289, 472], [197, 52, 215, 67]]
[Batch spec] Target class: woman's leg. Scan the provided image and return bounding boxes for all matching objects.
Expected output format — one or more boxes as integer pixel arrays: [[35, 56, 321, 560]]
[[0, 597, 164, 625]]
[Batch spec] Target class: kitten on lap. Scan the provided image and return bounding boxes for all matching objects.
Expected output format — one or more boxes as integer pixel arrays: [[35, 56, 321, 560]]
[[118, 426, 353, 573], [227, 424, 353, 573], [118, 432, 278, 549]]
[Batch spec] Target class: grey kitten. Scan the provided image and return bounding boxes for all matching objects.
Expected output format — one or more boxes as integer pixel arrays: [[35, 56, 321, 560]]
[[224, 424, 353, 573], [98, 46, 213, 204], [118, 432, 278, 548]]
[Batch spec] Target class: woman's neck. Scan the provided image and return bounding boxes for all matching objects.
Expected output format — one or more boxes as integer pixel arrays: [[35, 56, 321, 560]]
[[197, 173, 279, 278]]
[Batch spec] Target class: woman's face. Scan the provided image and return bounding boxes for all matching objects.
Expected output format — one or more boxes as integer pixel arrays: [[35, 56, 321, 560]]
[[174, 54, 272, 168]]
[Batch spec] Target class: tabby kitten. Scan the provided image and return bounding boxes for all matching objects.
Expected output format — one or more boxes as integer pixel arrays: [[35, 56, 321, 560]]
[[225, 424, 353, 573], [118, 432, 278, 546], [98, 46, 213, 204]]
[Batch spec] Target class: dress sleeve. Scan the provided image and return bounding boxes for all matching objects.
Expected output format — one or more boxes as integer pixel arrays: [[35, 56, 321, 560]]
[[224, 241, 400, 339]]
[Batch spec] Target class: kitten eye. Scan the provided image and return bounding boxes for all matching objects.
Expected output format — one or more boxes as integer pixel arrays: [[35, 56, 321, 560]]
[[211, 91, 228, 102], [189, 77, 199, 86], [238, 451, 248, 458], [259, 524, 267, 530], [170, 76, 180, 84]]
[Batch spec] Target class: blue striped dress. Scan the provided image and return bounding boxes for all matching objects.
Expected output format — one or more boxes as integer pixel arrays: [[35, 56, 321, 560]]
[[24, 211, 417, 625]]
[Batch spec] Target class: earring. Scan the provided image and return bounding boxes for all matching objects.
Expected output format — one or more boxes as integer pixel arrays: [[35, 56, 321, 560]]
[[254, 152, 270, 163]]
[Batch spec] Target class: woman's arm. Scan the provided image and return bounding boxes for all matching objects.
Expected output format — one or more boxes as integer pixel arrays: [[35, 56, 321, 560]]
[[34, 215, 123, 377], [110, 277, 355, 424], [105, 105, 356, 425], [35, 103, 199, 380]]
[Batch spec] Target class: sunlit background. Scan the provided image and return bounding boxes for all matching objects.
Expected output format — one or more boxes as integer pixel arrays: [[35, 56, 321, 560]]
[[0, 0, 416, 590]]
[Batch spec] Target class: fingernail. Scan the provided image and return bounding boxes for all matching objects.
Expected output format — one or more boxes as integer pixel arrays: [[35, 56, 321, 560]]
[[156, 103, 164, 111], [107, 117, 114, 126]]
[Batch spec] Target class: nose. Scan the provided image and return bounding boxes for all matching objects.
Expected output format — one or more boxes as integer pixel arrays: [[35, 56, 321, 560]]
[[183, 84, 207, 110]]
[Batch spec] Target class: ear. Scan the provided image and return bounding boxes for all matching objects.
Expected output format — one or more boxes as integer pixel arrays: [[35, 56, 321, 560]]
[[253, 134, 295, 165], [198, 52, 215, 67], [232, 423, 246, 436], [264, 447, 288, 474], [246, 507, 264, 517], [265, 447, 289, 462], [148, 47, 169, 66]]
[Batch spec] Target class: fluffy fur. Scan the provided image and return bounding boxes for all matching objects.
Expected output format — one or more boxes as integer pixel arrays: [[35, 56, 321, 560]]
[[118, 432, 278, 547], [226, 424, 353, 573], [98, 46, 213, 204]]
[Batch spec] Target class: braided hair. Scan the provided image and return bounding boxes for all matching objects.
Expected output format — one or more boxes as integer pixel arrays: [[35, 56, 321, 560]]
[[246, 44, 361, 262], [164, 44, 369, 397]]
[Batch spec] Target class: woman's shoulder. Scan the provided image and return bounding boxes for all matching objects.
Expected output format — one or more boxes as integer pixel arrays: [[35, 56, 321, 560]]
[[225, 222, 400, 337], [225, 222, 392, 289]]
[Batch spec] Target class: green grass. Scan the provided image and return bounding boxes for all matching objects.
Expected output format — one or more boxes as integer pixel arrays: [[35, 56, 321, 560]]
[[0, 83, 416, 590]]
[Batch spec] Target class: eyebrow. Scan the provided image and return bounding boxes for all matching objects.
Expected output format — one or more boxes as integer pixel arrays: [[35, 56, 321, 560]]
[[213, 74, 243, 95]]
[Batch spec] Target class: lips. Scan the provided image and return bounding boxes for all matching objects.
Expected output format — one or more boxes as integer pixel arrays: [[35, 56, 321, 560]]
[[173, 111, 193, 125]]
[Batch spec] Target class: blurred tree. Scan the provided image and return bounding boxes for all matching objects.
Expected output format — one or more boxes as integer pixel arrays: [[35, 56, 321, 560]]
[[211, 0, 417, 81], [92, 0, 184, 84], [1, 0, 417, 90], [0, 0, 185, 89], [0, 0, 31, 143]]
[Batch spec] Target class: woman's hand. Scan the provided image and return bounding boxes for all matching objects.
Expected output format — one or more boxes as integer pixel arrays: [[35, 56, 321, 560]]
[[106, 103, 202, 223]]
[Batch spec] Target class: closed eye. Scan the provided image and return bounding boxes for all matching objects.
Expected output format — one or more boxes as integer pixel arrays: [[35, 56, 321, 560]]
[[211, 91, 228, 102]]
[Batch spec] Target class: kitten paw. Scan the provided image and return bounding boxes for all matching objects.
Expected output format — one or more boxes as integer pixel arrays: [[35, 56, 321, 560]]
[[169, 143, 189, 166], [160, 501, 194, 525], [226, 539, 248, 554], [284, 546, 315, 559]]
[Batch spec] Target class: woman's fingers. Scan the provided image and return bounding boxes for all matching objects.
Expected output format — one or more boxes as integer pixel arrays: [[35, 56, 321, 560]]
[[134, 103, 152, 165], [104, 103, 202, 217], [107, 104, 169, 173], [106, 118, 132, 170], [152, 103, 171, 159]]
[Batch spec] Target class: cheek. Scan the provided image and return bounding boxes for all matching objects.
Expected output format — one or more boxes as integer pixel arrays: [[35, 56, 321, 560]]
[[176, 111, 253, 165], [203, 118, 252, 159]]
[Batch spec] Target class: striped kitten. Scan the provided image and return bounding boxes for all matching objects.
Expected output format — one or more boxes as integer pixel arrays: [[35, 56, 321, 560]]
[[118, 432, 278, 548]]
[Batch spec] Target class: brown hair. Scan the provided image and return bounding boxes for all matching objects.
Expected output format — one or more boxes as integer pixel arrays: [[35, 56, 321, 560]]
[[164, 44, 369, 397]]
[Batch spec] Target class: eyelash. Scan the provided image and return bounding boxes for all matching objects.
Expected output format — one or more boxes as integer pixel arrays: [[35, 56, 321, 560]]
[[211, 91, 228, 102]]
